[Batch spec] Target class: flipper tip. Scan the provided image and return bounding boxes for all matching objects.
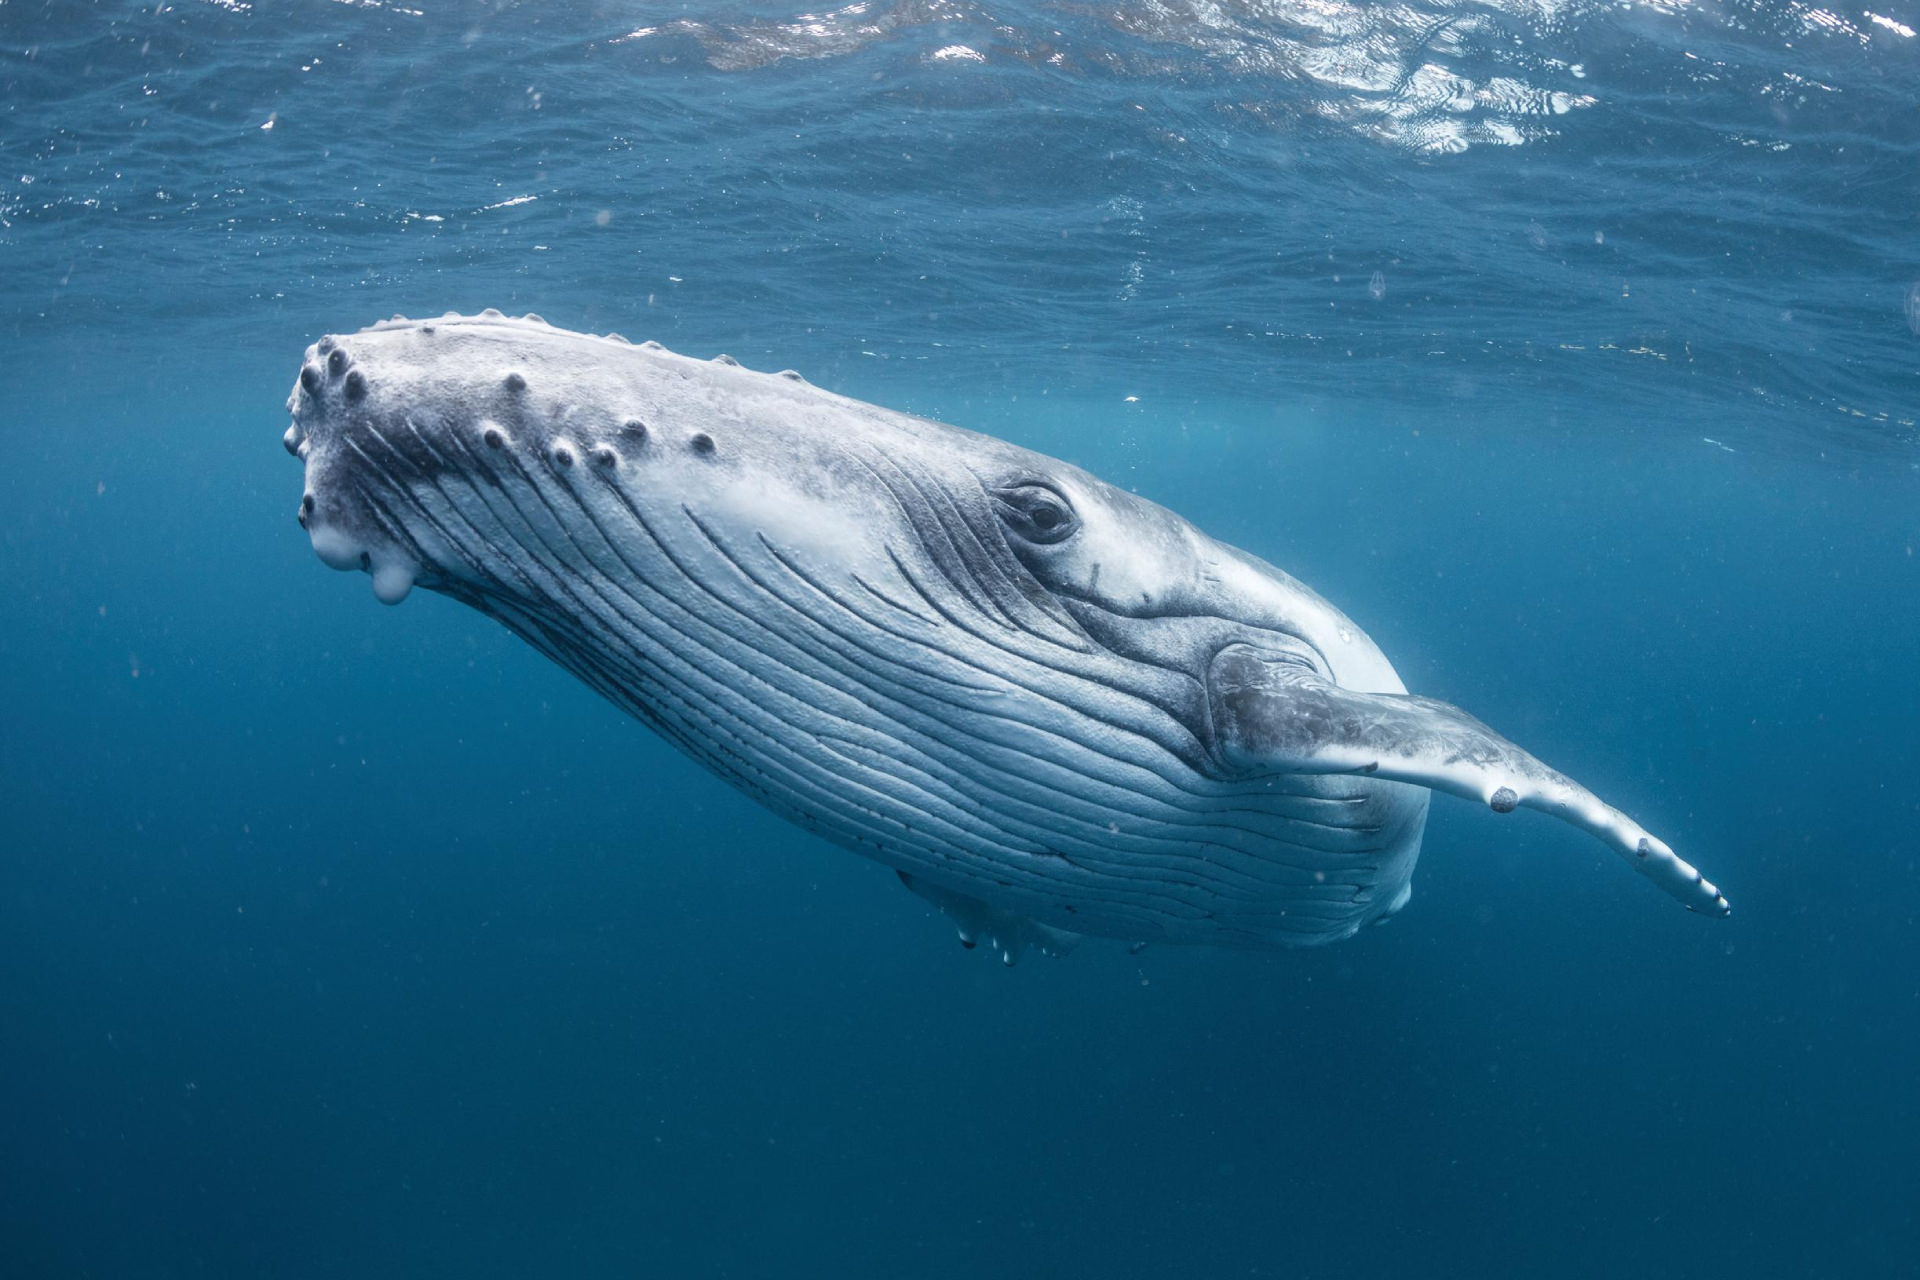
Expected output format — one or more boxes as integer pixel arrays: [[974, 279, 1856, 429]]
[[1687, 894, 1733, 918], [1636, 835, 1731, 918]]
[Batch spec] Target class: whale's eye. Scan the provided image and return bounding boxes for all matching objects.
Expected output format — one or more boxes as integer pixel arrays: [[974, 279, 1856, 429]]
[[992, 482, 1078, 546]]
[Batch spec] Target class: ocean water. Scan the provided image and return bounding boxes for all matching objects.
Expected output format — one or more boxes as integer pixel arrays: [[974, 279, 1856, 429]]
[[2, 0, 1917, 1275]]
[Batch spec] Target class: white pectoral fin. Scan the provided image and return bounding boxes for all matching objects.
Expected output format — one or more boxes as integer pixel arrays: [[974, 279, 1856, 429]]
[[1208, 644, 1730, 917]]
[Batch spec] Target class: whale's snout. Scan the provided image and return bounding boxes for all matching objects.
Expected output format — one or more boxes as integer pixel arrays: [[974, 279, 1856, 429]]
[[281, 310, 734, 612], [282, 326, 440, 605]]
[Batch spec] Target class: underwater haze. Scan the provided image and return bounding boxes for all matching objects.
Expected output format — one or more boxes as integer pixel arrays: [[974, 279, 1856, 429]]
[[2, 0, 1918, 1276]]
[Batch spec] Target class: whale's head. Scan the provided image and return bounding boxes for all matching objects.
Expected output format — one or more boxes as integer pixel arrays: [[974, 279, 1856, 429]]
[[285, 311, 1399, 697]]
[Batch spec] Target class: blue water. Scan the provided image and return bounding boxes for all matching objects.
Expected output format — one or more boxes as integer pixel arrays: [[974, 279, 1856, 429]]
[[3, 1, 1917, 1275]]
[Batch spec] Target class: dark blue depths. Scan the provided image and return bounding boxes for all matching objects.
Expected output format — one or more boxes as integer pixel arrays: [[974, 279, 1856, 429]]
[[2, 2, 1917, 1277]]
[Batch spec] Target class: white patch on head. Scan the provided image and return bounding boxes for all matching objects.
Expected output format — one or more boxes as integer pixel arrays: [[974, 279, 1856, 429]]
[[707, 469, 884, 575]]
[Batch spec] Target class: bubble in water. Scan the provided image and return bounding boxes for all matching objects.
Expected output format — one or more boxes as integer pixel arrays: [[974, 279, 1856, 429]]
[[1905, 281, 1920, 336], [1368, 270, 1386, 300]]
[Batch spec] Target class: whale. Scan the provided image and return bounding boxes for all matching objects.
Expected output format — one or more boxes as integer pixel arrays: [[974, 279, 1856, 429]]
[[284, 311, 1729, 960]]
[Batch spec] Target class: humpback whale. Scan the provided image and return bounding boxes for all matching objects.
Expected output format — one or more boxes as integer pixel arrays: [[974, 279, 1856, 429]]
[[284, 311, 1728, 960]]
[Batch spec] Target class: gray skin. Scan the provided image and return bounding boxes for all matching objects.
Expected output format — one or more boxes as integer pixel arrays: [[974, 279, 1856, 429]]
[[285, 311, 1728, 961]]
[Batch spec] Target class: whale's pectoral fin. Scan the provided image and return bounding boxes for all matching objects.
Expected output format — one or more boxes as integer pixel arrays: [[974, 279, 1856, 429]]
[[896, 872, 1082, 965], [1208, 643, 1730, 917]]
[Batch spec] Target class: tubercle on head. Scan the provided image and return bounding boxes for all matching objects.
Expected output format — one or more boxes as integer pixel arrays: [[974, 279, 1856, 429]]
[[339, 313, 813, 390], [290, 313, 835, 463]]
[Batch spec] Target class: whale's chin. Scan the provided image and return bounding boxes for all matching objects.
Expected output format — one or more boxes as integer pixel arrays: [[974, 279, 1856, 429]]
[[301, 493, 419, 604]]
